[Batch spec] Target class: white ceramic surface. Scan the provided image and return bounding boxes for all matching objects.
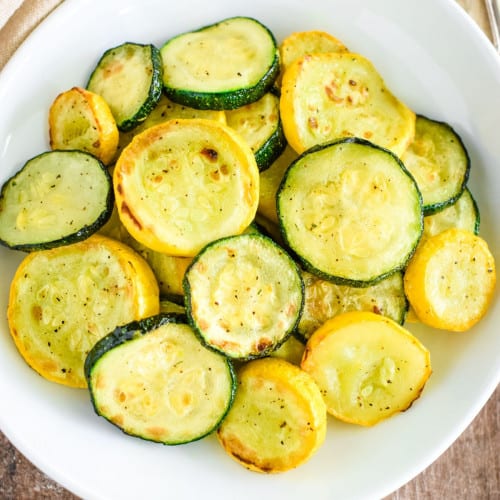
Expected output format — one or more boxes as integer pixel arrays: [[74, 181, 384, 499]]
[[0, 1, 499, 499]]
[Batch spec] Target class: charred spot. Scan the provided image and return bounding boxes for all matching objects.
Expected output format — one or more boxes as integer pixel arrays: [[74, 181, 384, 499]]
[[31, 305, 43, 321], [115, 182, 124, 195], [308, 116, 318, 129], [256, 338, 273, 352], [120, 202, 142, 230], [201, 147, 218, 162], [92, 140, 101, 148]]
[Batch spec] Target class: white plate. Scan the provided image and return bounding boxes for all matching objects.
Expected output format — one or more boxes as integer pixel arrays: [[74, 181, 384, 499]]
[[0, 0, 499, 499]]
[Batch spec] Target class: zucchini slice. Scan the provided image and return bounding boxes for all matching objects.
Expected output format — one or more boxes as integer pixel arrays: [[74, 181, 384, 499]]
[[225, 92, 286, 171], [301, 311, 432, 426], [401, 115, 470, 215], [87, 42, 163, 131], [85, 313, 235, 444], [184, 233, 304, 360], [113, 118, 259, 257], [297, 271, 408, 342], [404, 228, 496, 332], [277, 138, 423, 286], [217, 357, 326, 472], [280, 52, 416, 156], [0, 150, 113, 251], [49, 86, 119, 165], [422, 187, 480, 241], [160, 17, 279, 110], [7, 234, 160, 388]]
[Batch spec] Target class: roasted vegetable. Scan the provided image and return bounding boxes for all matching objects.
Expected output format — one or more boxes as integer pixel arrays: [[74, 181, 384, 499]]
[[87, 42, 163, 131], [85, 313, 235, 444], [49, 86, 119, 164], [277, 138, 423, 286], [8, 234, 160, 388], [401, 115, 470, 215], [280, 51, 415, 156], [0, 150, 113, 251], [184, 233, 303, 359], [113, 118, 259, 256], [301, 311, 432, 426], [160, 17, 279, 110], [404, 228, 496, 331], [217, 357, 326, 472]]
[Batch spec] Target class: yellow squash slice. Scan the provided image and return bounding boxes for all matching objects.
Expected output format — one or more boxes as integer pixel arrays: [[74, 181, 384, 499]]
[[278, 29, 348, 86], [258, 145, 298, 224], [217, 357, 326, 472], [301, 311, 431, 426], [280, 52, 415, 156], [114, 118, 259, 256], [49, 86, 119, 165], [7, 234, 160, 388], [115, 94, 226, 162], [404, 228, 496, 331]]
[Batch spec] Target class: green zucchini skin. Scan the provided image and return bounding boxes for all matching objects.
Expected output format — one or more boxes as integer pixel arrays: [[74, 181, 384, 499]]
[[254, 88, 287, 171], [87, 42, 163, 131], [423, 187, 480, 240], [85, 313, 236, 445], [0, 150, 113, 252], [183, 233, 304, 360], [296, 271, 409, 342], [160, 17, 280, 110], [277, 137, 423, 287], [401, 114, 470, 215]]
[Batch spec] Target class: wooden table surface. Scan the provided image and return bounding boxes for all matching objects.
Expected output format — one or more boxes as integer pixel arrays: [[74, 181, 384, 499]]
[[0, 1, 498, 498]]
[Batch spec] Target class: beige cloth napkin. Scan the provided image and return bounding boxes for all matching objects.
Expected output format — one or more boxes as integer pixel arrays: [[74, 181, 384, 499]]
[[0, 0, 64, 71]]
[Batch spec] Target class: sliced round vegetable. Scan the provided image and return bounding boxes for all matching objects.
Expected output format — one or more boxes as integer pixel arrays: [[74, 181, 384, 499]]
[[301, 311, 432, 426], [85, 313, 235, 444], [113, 118, 260, 256], [217, 357, 326, 472], [422, 187, 480, 241], [280, 52, 415, 156], [114, 93, 227, 162], [404, 228, 496, 331], [277, 29, 348, 86], [8, 234, 160, 388], [401, 115, 470, 215], [49, 86, 119, 165], [277, 137, 423, 286], [225, 91, 286, 171], [0, 150, 113, 251], [184, 233, 303, 359], [160, 17, 279, 110], [297, 271, 408, 342], [87, 42, 163, 131]]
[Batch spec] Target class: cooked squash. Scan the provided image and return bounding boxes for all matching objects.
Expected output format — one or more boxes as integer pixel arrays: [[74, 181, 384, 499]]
[[280, 52, 415, 156], [301, 311, 431, 426], [278, 29, 348, 86], [48, 86, 119, 165], [113, 118, 260, 256], [297, 271, 408, 341], [7, 234, 160, 388], [404, 228, 496, 331], [217, 357, 326, 472], [85, 314, 235, 444]]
